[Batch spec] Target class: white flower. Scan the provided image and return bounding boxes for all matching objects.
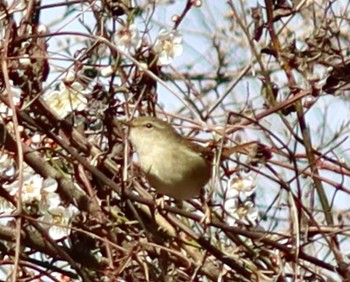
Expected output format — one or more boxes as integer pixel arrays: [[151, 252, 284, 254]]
[[3, 173, 59, 207], [0, 197, 14, 214], [0, 88, 21, 118], [228, 174, 256, 200], [37, 24, 48, 33], [64, 70, 75, 83], [113, 24, 141, 54], [4, 173, 43, 203], [19, 54, 31, 65], [100, 66, 114, 77], [40, 205, 79, 240], [39, 178, 60, 211], [31, 133, 42, 144], [0, 153, 16, 178], [153, 29, 183, 65], [0, 197, 15, 225], [225, 201, 259, 226], [43, 81, 89, 119]]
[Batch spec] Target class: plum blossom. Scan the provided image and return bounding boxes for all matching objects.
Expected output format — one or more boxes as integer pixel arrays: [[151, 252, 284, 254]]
[[43, 81, 89, 119], [0, 153, 16, 179], [0, 196, 15, 225], [40, 205, 79, 240], [113, 24, 141, 54], [227, 174, 256, 200], [153, 29, 183, 65], [223, 199, 259, 226], [0, 88, 21, 119], [3, 173, 59, 207], [38, 178, 60, 211], [4, 173, 43, 203], [216, 173, 259, 226]]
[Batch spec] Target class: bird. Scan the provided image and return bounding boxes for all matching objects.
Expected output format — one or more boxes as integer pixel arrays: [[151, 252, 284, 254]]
[[123, 116, 265, 200]]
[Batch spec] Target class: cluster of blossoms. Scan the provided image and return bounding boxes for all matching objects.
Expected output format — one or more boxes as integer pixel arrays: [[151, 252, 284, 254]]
[[215, 172, 259, 226], [1, 168, 78, 240], [42, 81, 89, 120], [113, 24, 183, 66]]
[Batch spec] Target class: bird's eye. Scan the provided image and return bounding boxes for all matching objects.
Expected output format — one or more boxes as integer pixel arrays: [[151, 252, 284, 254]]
[[145, 123, 153, 129]]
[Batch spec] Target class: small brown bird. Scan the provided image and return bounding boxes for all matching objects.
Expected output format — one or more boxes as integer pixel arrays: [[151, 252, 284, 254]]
[[123, 116, 263, 200]]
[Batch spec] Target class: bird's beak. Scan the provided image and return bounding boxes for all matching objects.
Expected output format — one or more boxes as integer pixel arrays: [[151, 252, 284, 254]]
[[119, 120, 132, 127]]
